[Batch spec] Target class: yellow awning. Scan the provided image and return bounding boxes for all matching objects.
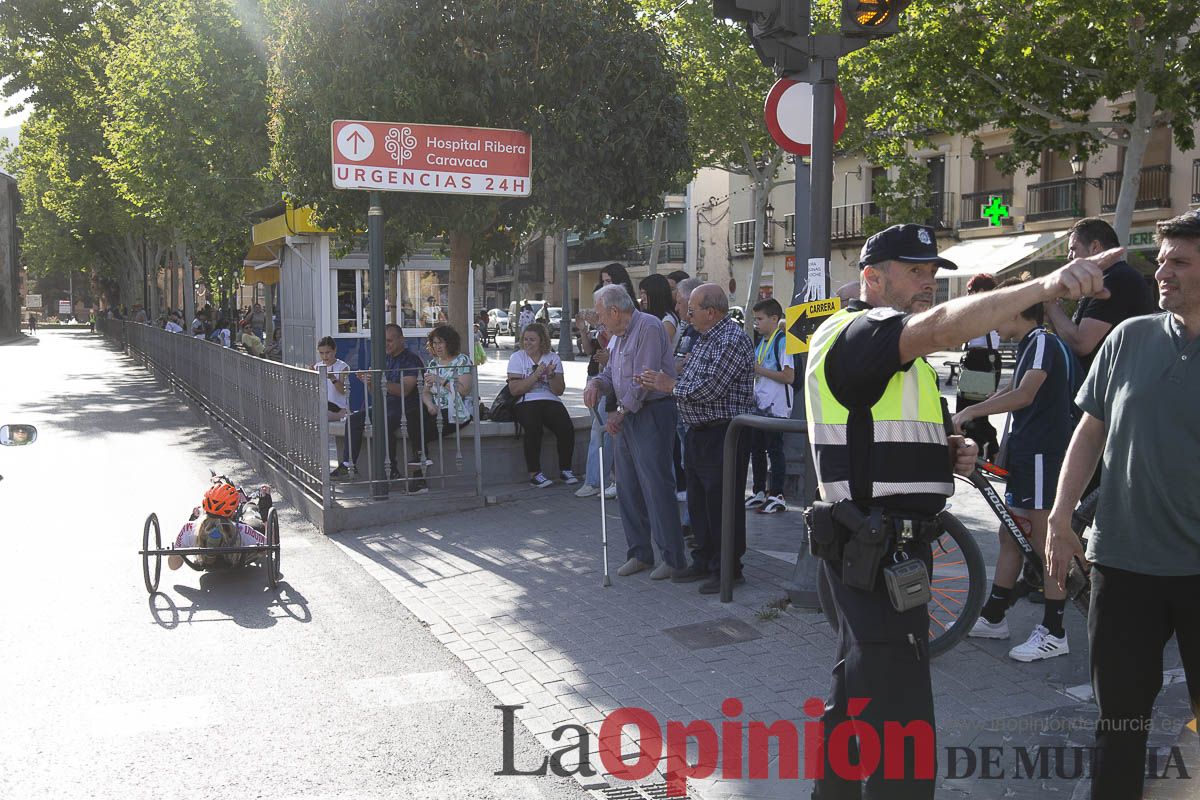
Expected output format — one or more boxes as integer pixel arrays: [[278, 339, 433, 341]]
[[244, 243, 279, 264], [252, 205, 333, 247], [243, 265, 281, 286]]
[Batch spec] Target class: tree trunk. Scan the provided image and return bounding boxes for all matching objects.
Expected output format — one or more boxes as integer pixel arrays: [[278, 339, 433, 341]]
[[1111, 84, 1157, 243], [448, 229, 473, 337], [744, 177, 776, 335]]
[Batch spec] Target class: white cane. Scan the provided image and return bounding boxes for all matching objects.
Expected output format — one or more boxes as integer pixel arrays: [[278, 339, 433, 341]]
[[592, 406, 612, 588]]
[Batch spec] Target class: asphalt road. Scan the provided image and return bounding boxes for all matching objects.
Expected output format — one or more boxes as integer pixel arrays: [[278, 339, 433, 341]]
[[0, 330, 593, 800]]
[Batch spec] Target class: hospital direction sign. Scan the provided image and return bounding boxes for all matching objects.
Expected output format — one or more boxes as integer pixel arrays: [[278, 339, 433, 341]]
[[331, 120, 532, 197]]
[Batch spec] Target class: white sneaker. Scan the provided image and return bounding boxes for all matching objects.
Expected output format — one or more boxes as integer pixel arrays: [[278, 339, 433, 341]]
[[1008, 625, 1069, 662], [530, 472, 553, 488], [574, 484, 600, 498], [603, 485, 617, 500], [649, 562, 673, 580], [968, 616, 1010, 640], [745, 491, 767, 509], [560, 469, 580, 485]]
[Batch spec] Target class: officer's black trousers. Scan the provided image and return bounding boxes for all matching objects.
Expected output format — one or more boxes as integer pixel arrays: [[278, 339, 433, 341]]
[[813, 547, 936, 800]]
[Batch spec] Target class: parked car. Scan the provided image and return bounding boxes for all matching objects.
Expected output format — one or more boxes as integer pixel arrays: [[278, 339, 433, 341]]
[[546, 306, 563, 338], [509, 300, 546, 331], [487, 308, 510, 335]]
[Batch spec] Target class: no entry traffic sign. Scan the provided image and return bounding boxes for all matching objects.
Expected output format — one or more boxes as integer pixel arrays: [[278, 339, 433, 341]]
[[331, 120, 532, 197], [763, 80, 847, 157]]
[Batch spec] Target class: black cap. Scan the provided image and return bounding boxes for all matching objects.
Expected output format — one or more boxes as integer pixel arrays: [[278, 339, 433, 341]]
[[858, 224, 957, 271]]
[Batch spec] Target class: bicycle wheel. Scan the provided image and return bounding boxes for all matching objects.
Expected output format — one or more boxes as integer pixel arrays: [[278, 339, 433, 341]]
[[142, 513, 162, 594], [816, 511, 987, 659], [1066, 489, 1099, 617], [927, 512, 987, 657], [266, 507, 281, 589]]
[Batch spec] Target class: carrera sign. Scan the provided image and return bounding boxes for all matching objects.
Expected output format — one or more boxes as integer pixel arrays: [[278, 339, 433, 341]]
[[331, 120, 532, 197]]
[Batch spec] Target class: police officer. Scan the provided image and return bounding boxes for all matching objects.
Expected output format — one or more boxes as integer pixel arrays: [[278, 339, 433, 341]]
[[804, 223, 1123, 798]]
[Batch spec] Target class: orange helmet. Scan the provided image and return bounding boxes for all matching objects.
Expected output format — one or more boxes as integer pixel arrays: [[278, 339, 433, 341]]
[[203, 483, 240, 518]]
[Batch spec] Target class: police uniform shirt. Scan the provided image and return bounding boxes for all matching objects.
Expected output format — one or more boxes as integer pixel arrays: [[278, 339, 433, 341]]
[[823, 300, 946, 518]]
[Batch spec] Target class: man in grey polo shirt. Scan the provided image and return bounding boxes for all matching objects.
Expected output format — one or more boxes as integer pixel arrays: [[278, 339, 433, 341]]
[[1047, 209, 1200, 800]]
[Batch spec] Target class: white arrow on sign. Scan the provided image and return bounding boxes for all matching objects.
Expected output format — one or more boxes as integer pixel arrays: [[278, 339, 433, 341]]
[[335, 123, 374, 162]]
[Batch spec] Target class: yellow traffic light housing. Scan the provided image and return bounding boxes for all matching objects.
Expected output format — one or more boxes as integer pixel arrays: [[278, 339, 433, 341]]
[[841, 0, 902, 37]]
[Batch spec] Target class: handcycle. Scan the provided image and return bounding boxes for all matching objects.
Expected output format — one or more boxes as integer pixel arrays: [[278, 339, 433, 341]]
[[140, 472, 281, 594], [817, 460, 1094, 658]]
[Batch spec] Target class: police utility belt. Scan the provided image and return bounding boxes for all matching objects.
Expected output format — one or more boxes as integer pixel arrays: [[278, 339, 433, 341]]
[[804, 500, 938, 613]]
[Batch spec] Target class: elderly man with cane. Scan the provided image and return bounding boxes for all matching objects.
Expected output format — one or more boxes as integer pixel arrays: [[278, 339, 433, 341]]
[[583, 284, 689, 581]]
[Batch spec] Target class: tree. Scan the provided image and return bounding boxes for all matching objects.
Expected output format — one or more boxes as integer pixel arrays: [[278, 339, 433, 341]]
[[268, 0, 692, 335], [832, 0, 1200, 241], [100, 0, 273, 297], [638, 0, 787, 323]]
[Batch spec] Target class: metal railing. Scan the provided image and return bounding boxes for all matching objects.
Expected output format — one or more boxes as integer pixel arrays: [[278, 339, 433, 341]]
[[97, 319, 485, 509], [831, 201, 881, 240], [99, 317, 329, 505], [733, 219, 774, 254], [1026, 178, 1084, 222], [1193, 159, 1200, 204], [1101, 164, 1172, 212], [626, 241, 685, 265], [960, 188, 1014, 229]]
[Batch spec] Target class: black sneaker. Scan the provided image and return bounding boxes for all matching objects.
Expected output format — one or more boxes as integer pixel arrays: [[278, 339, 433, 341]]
[[331, 465, 356, 479], [388, 466, 402, 481], [530, 472, 553, 488], [670, 565, 709, 584]]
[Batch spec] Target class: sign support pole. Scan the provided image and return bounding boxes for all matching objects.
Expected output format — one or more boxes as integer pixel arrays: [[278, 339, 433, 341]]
[[556, 231, 574, 360], [368, 192, 388, 500]]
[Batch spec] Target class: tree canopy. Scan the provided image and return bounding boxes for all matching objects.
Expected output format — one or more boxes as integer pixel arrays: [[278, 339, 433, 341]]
[[833, 0, 1200, 239], [268, 0, 692, 333]]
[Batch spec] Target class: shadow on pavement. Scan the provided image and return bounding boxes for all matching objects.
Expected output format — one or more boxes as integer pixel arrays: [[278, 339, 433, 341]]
[[147, 569, 311, 629]]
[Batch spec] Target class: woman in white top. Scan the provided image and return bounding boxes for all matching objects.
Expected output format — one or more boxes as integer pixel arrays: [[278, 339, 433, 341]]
[[506, 322, 578, 488], [638, 274, 678, 343], [314, 336, 350, 420]]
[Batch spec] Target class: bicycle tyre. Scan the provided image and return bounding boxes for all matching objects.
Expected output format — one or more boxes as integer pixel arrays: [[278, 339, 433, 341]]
[[142, 513, 162, 594], [1067, 489, 1099, 617], [817, 511, 987, 659]]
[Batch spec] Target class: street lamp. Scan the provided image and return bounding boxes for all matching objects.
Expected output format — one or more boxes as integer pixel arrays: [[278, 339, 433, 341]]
[[1070, 154, 1105, 188]]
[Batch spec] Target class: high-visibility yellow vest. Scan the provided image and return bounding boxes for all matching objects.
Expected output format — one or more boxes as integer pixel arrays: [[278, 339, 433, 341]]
[[804, 307, 952, 503]]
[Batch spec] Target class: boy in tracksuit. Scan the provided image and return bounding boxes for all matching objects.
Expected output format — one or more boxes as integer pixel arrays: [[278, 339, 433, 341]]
[[954, 276, 1082, 661]]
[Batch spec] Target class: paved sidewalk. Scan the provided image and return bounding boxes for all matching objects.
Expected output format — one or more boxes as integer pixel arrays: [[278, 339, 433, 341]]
[[330, 478, 1193, 798]]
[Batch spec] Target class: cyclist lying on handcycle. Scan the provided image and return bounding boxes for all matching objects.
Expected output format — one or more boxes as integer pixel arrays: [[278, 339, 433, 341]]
[[167, 481, 271, 571]]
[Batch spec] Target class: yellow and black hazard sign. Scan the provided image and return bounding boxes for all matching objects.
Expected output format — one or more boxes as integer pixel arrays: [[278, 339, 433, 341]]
[[785, 297, 841, 354]]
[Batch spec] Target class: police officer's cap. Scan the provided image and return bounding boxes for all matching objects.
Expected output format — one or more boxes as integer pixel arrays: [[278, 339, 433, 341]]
[[858, 224, 957, 271]]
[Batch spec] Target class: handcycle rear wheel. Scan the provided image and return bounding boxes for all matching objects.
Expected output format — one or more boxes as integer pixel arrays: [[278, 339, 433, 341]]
[[266, 507, 281, 589], [142, 513, 162, 594], [817, 510, 986, 659]]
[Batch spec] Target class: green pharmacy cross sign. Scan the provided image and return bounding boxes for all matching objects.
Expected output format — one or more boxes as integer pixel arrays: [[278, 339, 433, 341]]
[[981, 196, 1011, 227]]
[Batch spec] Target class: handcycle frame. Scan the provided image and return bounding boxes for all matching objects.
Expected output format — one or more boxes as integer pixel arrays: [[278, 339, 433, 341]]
[[139, 476, 282, 595]]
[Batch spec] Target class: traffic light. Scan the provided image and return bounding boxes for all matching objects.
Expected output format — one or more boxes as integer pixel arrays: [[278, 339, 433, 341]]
[[840, 0, 904, 37], [713, 1, 809, 72]]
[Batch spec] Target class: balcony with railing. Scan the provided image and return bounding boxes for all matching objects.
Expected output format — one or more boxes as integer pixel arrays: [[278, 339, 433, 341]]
[[626, 241, 685, 265], [733, 220, 774, 254], [784, 213, 796, 247], [960, 188, 1015, 229], [831, 201, 880, 240], [1100, 164, 1173, 213], [1026, 178, 1084, 222]]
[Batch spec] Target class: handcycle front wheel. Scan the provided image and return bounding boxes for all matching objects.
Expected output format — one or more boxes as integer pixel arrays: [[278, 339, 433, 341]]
[[142, 513, 162, 594], [266, 507, 281, 589], [817, 510, 987, 659]]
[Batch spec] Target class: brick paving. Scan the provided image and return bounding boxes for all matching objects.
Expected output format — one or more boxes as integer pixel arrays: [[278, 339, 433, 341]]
[[330, 354, 1195, 799]]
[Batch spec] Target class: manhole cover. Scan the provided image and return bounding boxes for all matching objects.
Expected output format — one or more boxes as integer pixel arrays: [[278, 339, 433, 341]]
[[662, 616, 762, 650], [592, 783, 688, 800]]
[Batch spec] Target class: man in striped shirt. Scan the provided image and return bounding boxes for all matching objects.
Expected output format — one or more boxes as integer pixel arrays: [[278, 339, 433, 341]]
[[954, 276, 1081, 661], [639, 284, 756, 594]]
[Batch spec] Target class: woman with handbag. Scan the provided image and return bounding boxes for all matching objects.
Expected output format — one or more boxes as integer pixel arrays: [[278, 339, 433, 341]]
[[956, 274, 1002, 461]]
